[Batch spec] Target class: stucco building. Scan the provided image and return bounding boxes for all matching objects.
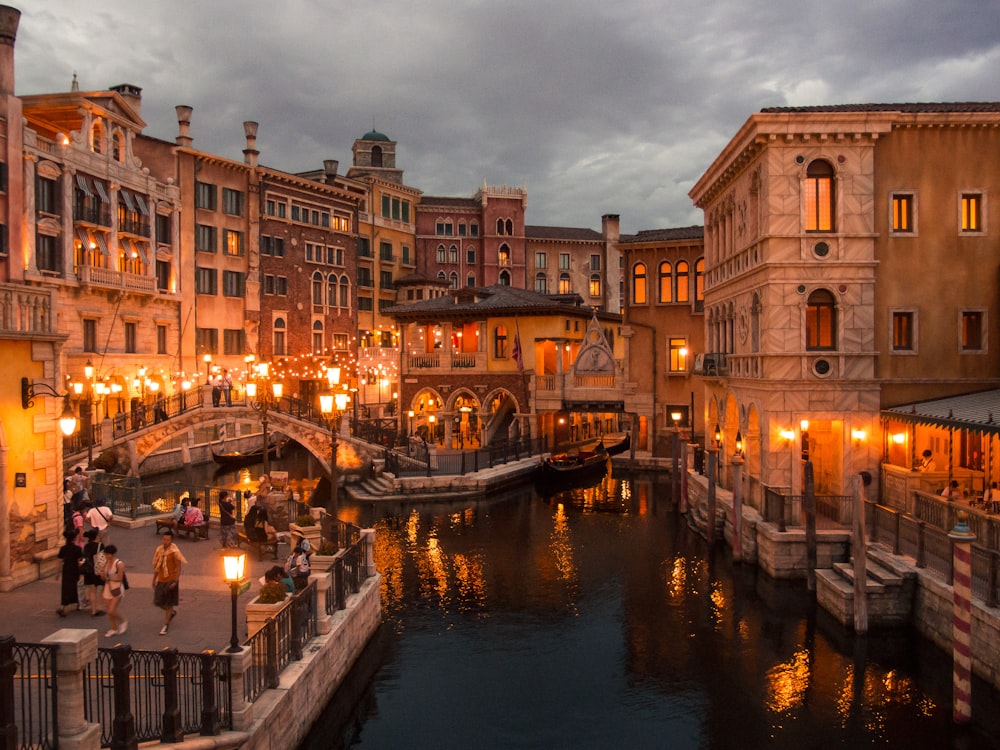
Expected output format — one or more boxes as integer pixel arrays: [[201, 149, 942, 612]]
[[689, 103, 1000, 505]]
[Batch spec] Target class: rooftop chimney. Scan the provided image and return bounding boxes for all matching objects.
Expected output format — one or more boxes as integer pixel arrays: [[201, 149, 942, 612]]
[[243, 121, 259, 167], [110, 82, 142, 116], [323, 159, 339, 182], [175, 105, 193, 147], [0, 5, 20, 100]]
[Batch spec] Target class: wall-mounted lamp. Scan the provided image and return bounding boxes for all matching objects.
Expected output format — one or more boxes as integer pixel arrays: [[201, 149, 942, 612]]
[[891, 433, 906, 445], [851, 429, 866, 446], [713, 423, 722, 449], [780, 428, 796, 443], [21, 377, 78, 436], [735, 430, 744, 456]]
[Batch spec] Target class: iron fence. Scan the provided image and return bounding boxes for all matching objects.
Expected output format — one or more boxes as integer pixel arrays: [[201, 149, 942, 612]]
[[3, 637, 58, 750], [389, 436, 542, 477], [83, 645, 231, 747]]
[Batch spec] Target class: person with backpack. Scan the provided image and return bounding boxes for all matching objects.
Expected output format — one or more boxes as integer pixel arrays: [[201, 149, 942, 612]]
[[285, 544, 311, 591], [101, 545, 127, 637], [81, 529, 106, 617]]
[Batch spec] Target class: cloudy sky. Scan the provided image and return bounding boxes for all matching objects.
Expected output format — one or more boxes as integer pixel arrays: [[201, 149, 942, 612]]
[[12, 0, 1000, 234]]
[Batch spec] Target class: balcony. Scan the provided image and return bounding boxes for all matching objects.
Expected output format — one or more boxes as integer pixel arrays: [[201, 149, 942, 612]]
[[0, 283, 56, 336], [407, 352, 486, 371], [77, 265, 157, 294]]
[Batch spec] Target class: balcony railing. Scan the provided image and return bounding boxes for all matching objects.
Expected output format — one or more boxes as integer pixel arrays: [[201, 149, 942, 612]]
[[77, 265, 157, 294], [407, 352, 485, 370], [0, 283, 55, 335]]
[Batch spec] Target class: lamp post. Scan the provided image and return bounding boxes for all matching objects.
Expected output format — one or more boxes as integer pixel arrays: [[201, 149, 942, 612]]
[[245, 362, 282, 477], [70, 360, 98, 470], [320, 366, 349, 537], [222, 551, 247, 653], [732, 430, 745, 563], [706, 423, 721, 548]]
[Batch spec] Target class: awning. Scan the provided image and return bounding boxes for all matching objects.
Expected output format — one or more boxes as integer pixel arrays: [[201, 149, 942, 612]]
[[882, 389, 1000, 437], [132, 192, 149, 215], [94, 180, 110, 203], [93, 231, 110, 258], [132, 240, 150, 264], [75, 227, 93, 250], [75, 174, 93, 196], [119, 189, 135, 212]]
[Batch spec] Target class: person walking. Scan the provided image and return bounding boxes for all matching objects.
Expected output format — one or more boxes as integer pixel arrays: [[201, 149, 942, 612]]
[[219, 491, 237, 548], [151, 530, 187, 635], [56, 530, 83, 617], [222, 368, 233, 406], [102, 545, 127, 637], [81, 529, 106, 617], [85, 499, 113, 545]]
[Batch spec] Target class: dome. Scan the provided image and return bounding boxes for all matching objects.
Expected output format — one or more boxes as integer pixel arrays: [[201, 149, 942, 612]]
[[362, 129, 390, 142]]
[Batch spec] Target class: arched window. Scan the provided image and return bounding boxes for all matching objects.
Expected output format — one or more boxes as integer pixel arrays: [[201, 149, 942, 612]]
[[437, 271, 447, 281], [339, 275, 349, 307], [91, 120, 104, 154], [559, 273, 571, 294], [806, 288, 836, 350], [498, 244, 510, 266], [505, 218, 513, 236], [589, 274, 601, 297], [312, 320, 324, 354], [494, 324, 508, 358], [112, 132, 123, 162], [632, 263, 647, 304], [499, 269, 511, 286], [449, 245, 458, 264], [658, 261, 672, 303], [273, 318, 286, 356], [326, 273, 337, 306], [371, 145, 383, 168], [496, 218, 505, 235], [535, 272, 548, 294], [467, 274, 476, 287], [449, 271, 458, 289], [311, 271, 323, 305], [695, 258, 705, 312], [805, 159, 835, 232], [436, 244, 446, 263], [675, 261, 689, 303]]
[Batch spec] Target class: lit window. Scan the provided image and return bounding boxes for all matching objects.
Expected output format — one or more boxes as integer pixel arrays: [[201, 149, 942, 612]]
[[804, 160, 835, 232], [892, 311, 914, 351], [658, 261, 672, 303], [961, 193, 982, 232], [589, 274, 601, 297], [668, 338, 688, 372], [632, 263, 647, 304], [558, 273, 571, 294], [695, 258, 705, 312], [806, 288, 836, 350], [962, 310, 984, 351], [498, 244, 510, 267], [224, 230, 244, 256], [892, 193, 914, 233], [676, 261, 689, 303]]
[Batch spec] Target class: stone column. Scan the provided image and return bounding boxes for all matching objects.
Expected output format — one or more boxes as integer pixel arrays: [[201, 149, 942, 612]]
[[362, 529, 377, 578], [226, 647, 255, 731], [41, 629, 100, 750], [311, 569, 334, 634]]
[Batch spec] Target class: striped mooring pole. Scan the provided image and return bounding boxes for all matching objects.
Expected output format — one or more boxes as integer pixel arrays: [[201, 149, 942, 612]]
[[948, 511, 976, 724]]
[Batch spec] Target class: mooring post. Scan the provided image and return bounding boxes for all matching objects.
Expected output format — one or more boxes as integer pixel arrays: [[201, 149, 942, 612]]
[[948, 512, 976, 725]]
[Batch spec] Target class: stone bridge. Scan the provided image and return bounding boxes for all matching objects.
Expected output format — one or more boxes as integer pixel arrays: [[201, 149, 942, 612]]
[[74, 399, 379, 477]]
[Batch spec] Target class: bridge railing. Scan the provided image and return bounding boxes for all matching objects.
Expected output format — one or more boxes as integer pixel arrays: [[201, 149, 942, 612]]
[[111, 390, 200, 440]]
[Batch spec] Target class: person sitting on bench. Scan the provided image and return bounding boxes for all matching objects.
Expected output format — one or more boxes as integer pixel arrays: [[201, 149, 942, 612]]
[[159, 496, 190, 534]]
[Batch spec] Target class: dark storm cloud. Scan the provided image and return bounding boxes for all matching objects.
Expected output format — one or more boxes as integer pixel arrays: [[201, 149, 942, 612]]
[[13, 0, 1000, 233]]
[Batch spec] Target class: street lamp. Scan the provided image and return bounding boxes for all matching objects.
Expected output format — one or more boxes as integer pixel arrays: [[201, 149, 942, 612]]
[[320, 367, 349, 536], [70, 360, 99, 469], [671, 410, 682, 503], [732, 430, 745, 562], [21, 377, 79, 437], [222, 551, 247, 653], [245, 362, 283, 477]]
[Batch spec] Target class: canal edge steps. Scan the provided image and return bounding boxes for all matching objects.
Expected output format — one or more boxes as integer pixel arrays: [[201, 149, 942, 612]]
[[816, 545, 918, 628]]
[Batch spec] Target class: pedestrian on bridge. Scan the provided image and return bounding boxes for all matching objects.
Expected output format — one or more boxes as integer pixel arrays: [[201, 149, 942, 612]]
[[152, 531, 187, 635]]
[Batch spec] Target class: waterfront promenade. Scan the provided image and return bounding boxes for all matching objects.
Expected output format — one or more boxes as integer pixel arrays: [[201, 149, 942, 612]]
[[2, 519, 288, 653]]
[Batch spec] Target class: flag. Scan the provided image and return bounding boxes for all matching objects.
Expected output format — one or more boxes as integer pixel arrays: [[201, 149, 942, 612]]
[[512, 321, 524, 372]]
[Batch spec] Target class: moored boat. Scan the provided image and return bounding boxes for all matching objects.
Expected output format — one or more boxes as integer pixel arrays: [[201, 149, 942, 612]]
[[211, 436, 290, 468]]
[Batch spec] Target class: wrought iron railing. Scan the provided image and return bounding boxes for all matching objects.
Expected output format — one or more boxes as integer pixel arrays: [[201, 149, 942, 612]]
[[4, 638, 58, 750]]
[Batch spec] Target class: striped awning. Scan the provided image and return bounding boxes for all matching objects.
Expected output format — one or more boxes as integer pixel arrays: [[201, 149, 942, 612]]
[[119, 189, 135, 212], [75, 174, 93, 196], [94, 180, 110, 203], [132, 240, 150, 264], [882, 389, 1000, 436], [93, 231, 110, 258], [132, 192, 149, 215], [76, 227, 93, 249]]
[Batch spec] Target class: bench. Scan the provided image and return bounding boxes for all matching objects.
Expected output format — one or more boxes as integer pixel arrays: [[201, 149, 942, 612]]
[[154, 518, 209, 541], [237, 531, 278, 561]]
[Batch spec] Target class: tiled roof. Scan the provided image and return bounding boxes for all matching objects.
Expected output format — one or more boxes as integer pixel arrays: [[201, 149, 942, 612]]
[[526, 225, 603, 241], [621, 225, 704, 243], [883, 389, 1000, 435], [761, 102, 1000, 114], [417, 196, 480, 209], [384, 284, 617, 321]]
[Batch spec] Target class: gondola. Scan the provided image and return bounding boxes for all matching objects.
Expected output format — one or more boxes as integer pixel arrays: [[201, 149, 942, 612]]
[[211, 436, 289, 468], [603, 433, 630, 456], [538, 444, 611, 485]]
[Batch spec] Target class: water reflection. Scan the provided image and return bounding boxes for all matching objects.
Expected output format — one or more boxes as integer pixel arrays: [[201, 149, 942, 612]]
[[298, 473, 1000, 749]]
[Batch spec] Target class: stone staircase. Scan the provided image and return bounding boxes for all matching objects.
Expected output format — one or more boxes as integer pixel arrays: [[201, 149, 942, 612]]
[[349, 475, 398, 501], [816, 544, 918, 628]]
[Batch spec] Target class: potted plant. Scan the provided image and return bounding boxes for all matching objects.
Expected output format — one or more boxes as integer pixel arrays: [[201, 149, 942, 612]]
[[310, 539, 338, 571], [245, 581, 291, 637]]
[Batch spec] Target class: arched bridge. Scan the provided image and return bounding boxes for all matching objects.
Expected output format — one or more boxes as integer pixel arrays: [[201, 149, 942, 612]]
[[67, 390, 383, 477]]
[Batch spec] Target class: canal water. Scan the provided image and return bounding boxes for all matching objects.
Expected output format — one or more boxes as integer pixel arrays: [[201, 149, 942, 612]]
[[148, 449, 1000, 748]]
